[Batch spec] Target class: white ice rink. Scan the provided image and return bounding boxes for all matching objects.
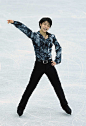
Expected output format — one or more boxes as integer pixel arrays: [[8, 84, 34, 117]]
[[0, 0, 86, 125]]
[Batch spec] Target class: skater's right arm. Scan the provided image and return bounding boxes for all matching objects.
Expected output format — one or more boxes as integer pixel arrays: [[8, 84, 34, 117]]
[[7, 20, 34, 40]]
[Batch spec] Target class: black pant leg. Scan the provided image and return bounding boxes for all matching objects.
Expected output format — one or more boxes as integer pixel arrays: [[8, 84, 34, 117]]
[[45, 64, 68, 106], [18, 61, 44, 110]]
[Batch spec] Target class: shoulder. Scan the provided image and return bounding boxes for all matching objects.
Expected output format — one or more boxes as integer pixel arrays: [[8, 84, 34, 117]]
[[46, 32, 55, 38]]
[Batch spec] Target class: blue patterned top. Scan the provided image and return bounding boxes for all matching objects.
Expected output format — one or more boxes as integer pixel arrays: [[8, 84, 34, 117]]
[[11, 21, 62, 65]]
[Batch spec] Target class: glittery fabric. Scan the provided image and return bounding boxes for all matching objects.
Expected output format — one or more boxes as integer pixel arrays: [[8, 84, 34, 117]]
[[12, 21, 62, 64]]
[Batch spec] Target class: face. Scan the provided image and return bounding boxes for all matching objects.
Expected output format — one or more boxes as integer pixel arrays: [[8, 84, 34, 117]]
[[40, 21, 50, 33]]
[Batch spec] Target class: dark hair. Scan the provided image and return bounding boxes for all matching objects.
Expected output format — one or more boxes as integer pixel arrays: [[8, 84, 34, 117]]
[[39, 17, 52, 29]]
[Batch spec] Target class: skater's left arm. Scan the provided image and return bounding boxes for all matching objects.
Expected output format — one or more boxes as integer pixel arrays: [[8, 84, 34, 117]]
[[53, 35, 62, 65]]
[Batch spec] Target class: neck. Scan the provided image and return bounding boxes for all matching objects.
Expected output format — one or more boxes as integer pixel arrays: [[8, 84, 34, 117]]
[[39, 30, 47, 36]]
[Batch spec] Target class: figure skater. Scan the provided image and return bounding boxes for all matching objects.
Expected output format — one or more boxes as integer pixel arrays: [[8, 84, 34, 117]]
[[7, 17, 72, 116]]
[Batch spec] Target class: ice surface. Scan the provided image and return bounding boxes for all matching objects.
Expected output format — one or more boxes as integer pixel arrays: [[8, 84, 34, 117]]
[[0, 0, 86, 125]]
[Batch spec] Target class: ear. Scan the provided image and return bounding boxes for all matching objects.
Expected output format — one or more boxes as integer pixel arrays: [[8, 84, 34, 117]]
[[40, 23, 41, 27]]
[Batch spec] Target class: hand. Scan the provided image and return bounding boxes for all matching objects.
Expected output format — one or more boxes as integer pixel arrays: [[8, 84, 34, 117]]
[[7, 20, 14, 24], [51, 61, 56, 66]]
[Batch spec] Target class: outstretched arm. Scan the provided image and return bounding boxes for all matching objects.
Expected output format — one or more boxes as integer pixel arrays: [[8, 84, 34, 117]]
[[7, 20, 34, 40], [53, 35, 62, 65]]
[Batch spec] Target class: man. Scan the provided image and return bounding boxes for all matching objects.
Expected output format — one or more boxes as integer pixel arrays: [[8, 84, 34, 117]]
[[7, 17, 72, 116]]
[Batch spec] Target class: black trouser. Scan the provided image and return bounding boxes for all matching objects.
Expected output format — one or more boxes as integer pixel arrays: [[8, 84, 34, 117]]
[[18, 59, 68, 110]]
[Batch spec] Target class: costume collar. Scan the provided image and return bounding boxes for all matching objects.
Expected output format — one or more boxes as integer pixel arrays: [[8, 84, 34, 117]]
[[37, 31, 51, 36]]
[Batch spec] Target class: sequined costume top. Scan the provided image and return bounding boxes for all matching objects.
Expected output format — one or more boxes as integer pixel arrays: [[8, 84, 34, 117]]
[[11, 21, 62, 64]]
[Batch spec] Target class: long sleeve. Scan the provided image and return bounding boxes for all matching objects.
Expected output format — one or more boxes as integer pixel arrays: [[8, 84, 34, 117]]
[[53, 35, 62, 65], [11, 21, 34, 40]]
